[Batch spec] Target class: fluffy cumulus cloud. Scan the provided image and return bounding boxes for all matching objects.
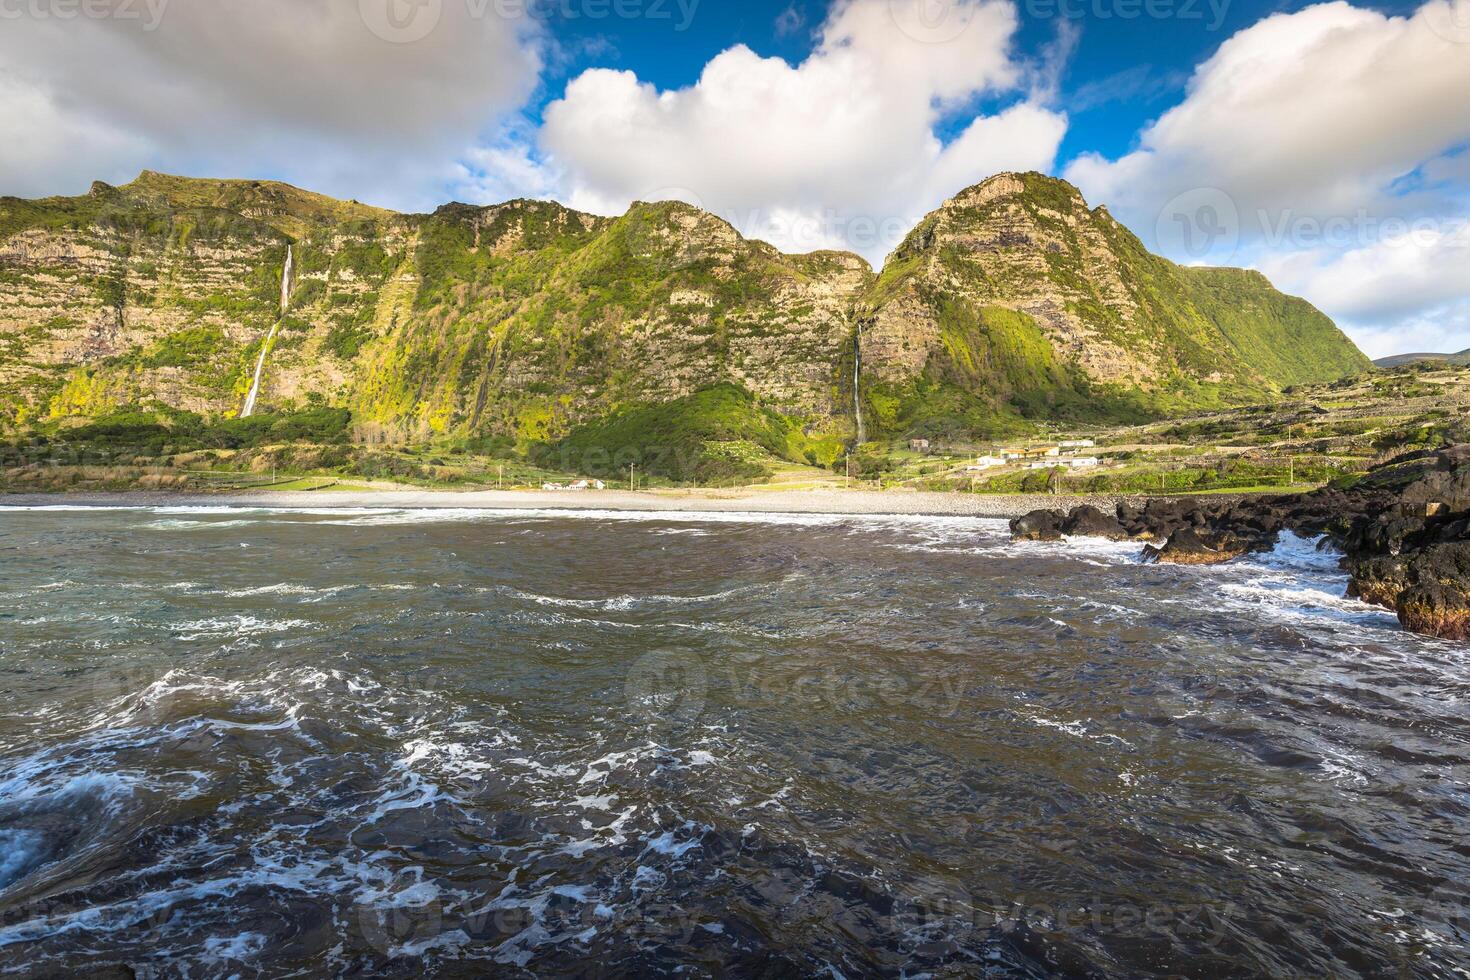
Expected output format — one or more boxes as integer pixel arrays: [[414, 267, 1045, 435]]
[[1064, 0, 1470, 356], [1255, 219, 1470, 357], [0, 0, 543, 208], [535, 0, 1067, 264]]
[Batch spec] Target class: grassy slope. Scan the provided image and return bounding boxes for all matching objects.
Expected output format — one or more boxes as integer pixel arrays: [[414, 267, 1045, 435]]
[[0, 174, 413, 424], [352, 199, 866, 444], [541, 383, 817, 484], [863, 303, 1112, 442], [858, 173, 1369, 440], [1086, 189, 1369, 390]]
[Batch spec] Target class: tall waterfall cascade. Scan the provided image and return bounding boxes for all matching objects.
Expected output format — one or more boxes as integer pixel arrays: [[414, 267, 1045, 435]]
[[279, 242, 293, 316], [852, 321, 866, 445], [241, 245, 292, 419]]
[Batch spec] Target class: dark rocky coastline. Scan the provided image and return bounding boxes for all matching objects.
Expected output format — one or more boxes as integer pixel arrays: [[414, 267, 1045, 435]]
[[1011, 445, 1470, 641]]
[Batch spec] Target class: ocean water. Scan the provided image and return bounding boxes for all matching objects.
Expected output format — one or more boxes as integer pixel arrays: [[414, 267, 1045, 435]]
[[0, 506, 1466, 977]]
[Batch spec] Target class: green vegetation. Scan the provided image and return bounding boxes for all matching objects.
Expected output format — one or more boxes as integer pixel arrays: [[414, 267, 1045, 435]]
[[861, 302, 1170, 441], [49, 405, 353, 454], [4, 361, 1465, 497], [862, 172, 1369, 443], [963, 457, 1351, 495], [0, 168, 1376, 481], [539, 383, 814, 484], [138, 326, 228, 368]]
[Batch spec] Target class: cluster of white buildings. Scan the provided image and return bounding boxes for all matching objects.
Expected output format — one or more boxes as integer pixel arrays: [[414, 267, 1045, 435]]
[[1024, 456, 1100, 471], [963, 439, 1101, 473], [541, 480, 606, 492]]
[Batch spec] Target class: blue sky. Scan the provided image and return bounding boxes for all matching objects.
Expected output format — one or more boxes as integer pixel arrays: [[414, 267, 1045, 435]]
[[535, 0, 1212, 161], [526, 0, 1440, 173], [1, 0, 1467, 356]]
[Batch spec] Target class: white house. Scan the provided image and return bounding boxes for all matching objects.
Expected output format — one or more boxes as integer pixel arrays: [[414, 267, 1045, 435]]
[[1060, 439, 1097, 449], [1027, 456, 1100, 471]]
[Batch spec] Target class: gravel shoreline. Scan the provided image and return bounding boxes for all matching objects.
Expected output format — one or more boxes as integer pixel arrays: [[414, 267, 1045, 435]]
[[0, 488, 1137, 519]]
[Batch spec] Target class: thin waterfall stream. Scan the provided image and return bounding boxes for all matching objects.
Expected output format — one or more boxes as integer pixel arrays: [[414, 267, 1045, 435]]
[[852, 320, 866, 445], [240, 244, 292, 419]]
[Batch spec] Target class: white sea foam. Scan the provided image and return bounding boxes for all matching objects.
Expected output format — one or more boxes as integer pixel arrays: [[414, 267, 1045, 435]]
[[170, 615, 315, 641], [0, 847, 443, 951], [310, 508, 1010, 532], [642, 829, 702, 859], [0, 829, 45, 891], [201, 931, 268, 963], [498, 583, 763, 612], [1216, 579, 1396, 628], [1020, 708, 1133, 748], [0, 764, 142, 812], [142, 518, 262, 531], [0, 502, 1007, 533]]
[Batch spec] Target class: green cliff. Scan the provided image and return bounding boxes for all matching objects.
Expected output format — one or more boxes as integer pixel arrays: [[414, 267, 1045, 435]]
[[857, 172, 1370, 439], [0, 170, 1368, 459]]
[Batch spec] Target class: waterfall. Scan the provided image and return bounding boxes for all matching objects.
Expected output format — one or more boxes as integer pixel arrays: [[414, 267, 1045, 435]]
[[239, 322, 280, 419], [279, 242, 294, 316], [241, 244, 292, 419], [852, 320, 866, 445]]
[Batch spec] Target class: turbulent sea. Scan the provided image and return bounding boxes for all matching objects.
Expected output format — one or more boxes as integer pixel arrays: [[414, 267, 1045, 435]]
[[0, 506, 1467, 978]]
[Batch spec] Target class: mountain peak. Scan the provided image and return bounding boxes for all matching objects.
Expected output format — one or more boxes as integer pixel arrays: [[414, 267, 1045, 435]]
[[116, 170, 396, 229], [946, 171, 1087, 213], [864, 170, 1367, 408]]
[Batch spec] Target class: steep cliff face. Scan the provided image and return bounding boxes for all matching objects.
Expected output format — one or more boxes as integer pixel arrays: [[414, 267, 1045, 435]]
[[0, 170, 1368, 445], [858, 172, 1370, 436], [0, 173, 410, 424], [0, 175, 873, 444], [351, 198, 873, 444]]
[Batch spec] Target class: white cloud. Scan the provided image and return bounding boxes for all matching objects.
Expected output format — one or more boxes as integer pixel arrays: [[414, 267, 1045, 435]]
[[1337, 302, 1470, 361], [1066, 1, 1470, 227], [0, 0, 543, 209], [451, 123, 562, 204], [1254, 222, 1470, 358], [1063, 0, 1470, 355], [537, 0, 1067, 264], [1261, 227, 1470, 323]]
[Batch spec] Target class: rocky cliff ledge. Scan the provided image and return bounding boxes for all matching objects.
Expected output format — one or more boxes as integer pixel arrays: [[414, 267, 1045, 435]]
[[1011, 445, 1470, 641]]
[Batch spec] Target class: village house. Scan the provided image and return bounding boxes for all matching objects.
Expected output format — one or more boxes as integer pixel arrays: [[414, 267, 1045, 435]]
[[1025, 456, 1101, 471], [542, 480, 607, 491]]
